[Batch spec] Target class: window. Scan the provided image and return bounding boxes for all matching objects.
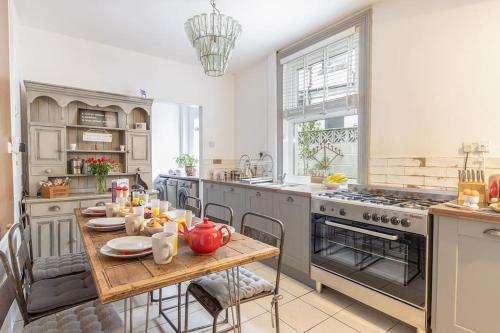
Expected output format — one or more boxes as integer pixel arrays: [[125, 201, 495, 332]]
[[278, 10, 370, 183]]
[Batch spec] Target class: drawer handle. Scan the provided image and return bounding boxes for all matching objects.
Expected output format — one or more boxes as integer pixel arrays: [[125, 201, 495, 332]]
[[230, 188, 234, 192], [95, 201, 106, 206], [49, 205, 61, 212], [256, 191, 261, 197], [484, 229, 500, 238], [45, 168, 52, 174], [287, 196, 294, 203]]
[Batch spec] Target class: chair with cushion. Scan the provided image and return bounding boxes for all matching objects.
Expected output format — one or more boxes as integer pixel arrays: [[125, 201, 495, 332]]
[[177, 188, 202, 217], [7, 224, 98, 324], [15, 214, 89, 281], [0, 250, 122, 332], [184, 212, 285, 333], [203, 203, 234, 226]]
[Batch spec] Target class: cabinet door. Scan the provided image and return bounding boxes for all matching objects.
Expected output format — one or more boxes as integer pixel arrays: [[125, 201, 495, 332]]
[[273, 193, 310, 275], [29, 125, 66, 166], [127, 132, 151, 166], [244, 189, 273, 234], [434, 217, 500, 333], [31, 217, 55, 258], [203, 183, 224, 220], [221, 186, 245, 231], [55, 215, 77, 256]]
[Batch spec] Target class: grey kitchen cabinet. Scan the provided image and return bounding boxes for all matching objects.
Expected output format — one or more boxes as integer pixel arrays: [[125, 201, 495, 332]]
[[273, 193, 310, 275], [30, 214, 79, 258], [29, 125, 66, 166], [203, 182, 225, 221], [244, 189, 274, 234], [433, 216, 500, 333], [220, 185, 245, 231], [127, 131, 151, 167]]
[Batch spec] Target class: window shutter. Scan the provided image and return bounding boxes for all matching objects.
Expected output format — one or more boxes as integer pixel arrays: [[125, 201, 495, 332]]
[[282, 27, 360, 120]]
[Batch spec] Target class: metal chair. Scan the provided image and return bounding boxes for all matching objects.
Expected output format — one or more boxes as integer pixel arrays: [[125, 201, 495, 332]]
[[0, 250, 122, 332], [204, 202, 234, 226], [177, 187, 202, 217], [15, 213, 89, 282], [7, 224, 97, 324], [184, 212, 285, 333]]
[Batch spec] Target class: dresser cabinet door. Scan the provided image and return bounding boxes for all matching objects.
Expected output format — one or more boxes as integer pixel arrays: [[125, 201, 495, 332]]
[[29, 125, 66, 166], [31, 217, 55, 258], [31, 215, 80, 258], [55, 215, 78, 256], [127, 132, 151, 166]]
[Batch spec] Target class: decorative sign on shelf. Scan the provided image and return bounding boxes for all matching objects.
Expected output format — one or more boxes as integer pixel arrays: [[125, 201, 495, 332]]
[[82, 131, 113, 143], [78, 109, 118, 128]]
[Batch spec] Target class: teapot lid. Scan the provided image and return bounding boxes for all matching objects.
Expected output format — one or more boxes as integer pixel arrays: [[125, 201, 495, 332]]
[[195, 217, 215, 228]]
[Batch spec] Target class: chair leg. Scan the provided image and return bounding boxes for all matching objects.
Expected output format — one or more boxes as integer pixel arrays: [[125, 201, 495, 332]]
[[274, 301, 280, 333], [212, 313, 218, 333], [184, 288, 190, 333]]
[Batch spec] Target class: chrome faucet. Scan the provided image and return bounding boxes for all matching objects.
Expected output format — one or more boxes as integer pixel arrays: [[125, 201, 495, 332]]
[[277, 172, 287, 184]]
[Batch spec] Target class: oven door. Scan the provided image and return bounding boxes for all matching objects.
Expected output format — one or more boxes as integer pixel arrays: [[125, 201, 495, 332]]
[[311, 213, 427, 309]]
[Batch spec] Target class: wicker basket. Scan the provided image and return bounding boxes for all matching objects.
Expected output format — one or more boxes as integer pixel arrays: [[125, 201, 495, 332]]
[[41, 185, 70, 199]]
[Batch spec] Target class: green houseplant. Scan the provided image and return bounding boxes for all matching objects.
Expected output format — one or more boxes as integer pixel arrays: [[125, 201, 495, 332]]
[[175, 154, 198, 176]]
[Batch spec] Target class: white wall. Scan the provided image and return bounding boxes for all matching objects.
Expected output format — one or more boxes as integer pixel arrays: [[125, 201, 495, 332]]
[[18, 26, 236, 160], [151, 101, 180, 178]]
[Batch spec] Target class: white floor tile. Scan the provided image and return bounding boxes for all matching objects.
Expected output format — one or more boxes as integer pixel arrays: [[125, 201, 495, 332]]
[[225, 300, 268, 324], [254, 288, 296, 309], [244, 261, 268, 271], [252, 265, 283, 283], [242, 312, 297, 333], [334, 303, 398, 333], [306, 317, 360, 333], [300, 288, 355, 316], [387, 322, 417, 333], [279, 298, 329, 332], [279, 277, 313, 297], [119, 304, 166, 332]]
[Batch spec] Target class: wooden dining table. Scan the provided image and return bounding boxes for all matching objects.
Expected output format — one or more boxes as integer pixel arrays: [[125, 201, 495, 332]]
[[74, 209, 280, 332]]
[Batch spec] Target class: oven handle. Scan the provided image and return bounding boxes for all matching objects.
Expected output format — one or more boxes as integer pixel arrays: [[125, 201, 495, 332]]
[[324, 220, 399, 241]]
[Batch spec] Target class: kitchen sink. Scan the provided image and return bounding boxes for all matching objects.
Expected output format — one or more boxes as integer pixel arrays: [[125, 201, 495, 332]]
[[253, 182, 301, 188]]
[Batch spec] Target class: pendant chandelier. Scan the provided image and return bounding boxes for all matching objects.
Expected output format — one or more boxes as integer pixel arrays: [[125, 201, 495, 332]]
[[185, 0, 242, 77]]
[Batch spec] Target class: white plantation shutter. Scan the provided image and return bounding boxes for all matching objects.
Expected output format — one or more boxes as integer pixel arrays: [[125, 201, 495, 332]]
[[281, 27, 360, 120]]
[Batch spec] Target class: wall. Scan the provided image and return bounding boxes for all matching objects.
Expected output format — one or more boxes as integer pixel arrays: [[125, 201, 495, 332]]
[[234, 0, 500, 189], [18, 26, 236, 161]]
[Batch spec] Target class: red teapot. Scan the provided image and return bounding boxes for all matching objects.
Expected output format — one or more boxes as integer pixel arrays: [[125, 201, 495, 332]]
[[181, 218, 232, 254]]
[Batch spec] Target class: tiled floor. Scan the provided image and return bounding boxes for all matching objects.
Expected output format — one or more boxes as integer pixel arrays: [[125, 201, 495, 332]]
[[13, 262, 417, 333]]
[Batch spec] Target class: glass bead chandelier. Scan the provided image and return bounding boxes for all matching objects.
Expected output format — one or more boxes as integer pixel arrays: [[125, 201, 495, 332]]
[[185, 0, 242, 77]]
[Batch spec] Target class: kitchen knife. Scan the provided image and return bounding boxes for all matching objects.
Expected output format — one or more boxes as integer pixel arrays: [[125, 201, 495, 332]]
[[476, 170, 480, 183], [472, 170, 476, 182], [481, 170, 485, 183], [467, 170, 471, 182]]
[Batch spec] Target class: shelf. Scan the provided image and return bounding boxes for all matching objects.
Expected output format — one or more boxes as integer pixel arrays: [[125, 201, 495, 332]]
[[66, 124, 127, 131], [48, 173, 138, 178], [66, 150, 126, 154]]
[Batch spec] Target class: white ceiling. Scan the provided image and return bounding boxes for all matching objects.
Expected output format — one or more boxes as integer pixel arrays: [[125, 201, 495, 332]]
[[15, 0, 379, 73]]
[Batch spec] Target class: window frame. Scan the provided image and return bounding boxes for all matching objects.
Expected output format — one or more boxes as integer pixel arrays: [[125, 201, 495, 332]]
[[277, 9, 371, 183]]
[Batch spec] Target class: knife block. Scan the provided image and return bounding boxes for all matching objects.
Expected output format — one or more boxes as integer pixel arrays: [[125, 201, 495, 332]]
[[457, 182, 487, 204]]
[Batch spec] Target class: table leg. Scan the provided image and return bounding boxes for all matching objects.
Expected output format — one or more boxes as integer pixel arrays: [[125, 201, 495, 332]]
[[123, 298, 127, 333], [177, 283, 182, 332], [231, 267, 242, 333], [145, 292, 150, 331], [129, 296, 133, 333], [225, 270, 236, 333]]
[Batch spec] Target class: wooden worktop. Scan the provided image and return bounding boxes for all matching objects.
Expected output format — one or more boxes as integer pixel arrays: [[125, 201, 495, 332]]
[[430, 203, 500, 225]]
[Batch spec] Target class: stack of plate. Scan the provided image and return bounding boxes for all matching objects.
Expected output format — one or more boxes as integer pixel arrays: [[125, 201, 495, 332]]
[[86, 217, 125, 231], [100, 236, 152, 258], [82, 206, 107, 217]]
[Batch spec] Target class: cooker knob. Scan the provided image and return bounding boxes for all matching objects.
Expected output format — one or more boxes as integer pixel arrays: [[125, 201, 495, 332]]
[[320, 205, 326, 212], [401, 218, 411, 227], [339, 209, 346, 216], [363, 212, 371, 220], [381, 215, 390, 223], [371, 214, 380, 222], [390, 217, 400, 225]]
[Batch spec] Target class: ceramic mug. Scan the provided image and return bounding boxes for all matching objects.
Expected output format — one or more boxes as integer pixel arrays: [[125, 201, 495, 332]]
[[105, 202, 119, 217], [133, 206, 145, 221], [69, 143, 77, 151], [160, 201, 171, 213], [125, 214, 141, 236], [119, 145, 125, 152], [152, 232, 174, 264]]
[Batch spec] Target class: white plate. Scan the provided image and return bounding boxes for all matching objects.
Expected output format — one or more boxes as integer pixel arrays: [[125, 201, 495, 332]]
[[87, 206, 107, 212], [106, 236, 152, 252], [82, 209, 106, 217], [100, 244, 152, 258], [88, 217, 125, 227], [86, 223, 125, 231]]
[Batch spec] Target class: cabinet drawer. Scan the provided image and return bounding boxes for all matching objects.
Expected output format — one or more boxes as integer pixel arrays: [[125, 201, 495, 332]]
[[459, 219, 500, 243], [127, 165, 152, 173], [273, 192, 309, 207], [221, 185, 243, 194], [80, 198, 111, 208], [31, 165, 66, 176], [30, 201, 78, 217]]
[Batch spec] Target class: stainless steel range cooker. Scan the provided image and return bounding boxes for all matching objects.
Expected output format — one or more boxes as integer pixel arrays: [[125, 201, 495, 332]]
[[310, 185, 455, 333]]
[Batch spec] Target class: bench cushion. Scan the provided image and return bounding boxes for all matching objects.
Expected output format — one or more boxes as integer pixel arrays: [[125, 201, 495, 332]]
[[191, 267, 273, 309], [28, 271, 97, 314], [23, 300, 123, 333], [32, 253, 89, 281]]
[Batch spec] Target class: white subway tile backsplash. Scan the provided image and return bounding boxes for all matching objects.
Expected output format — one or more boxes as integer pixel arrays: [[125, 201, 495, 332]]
[[386, 167, 405, 175], [387, 158, 423, 167], [404, 167, 446, 177], [370, 158, 388, 167], [424, 177, 458, 188], [387, 175, 425, 186], [485, 158, 500, 169], [369, 174, 386, 183], [369, 166, 387, 175], [426, 157, 464, 168]]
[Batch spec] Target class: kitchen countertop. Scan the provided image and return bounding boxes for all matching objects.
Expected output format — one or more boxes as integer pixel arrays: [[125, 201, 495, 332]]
[[201, 178, 325, 197], [429, 203, 500, 225], [25, 193, 112, 204], [158, 174, 199, 181]]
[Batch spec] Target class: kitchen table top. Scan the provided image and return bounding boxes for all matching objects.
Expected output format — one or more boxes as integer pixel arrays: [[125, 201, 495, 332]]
[[74, 209, 280, 304], [201, 178, 325, 197], [430, 203, 500, 225]]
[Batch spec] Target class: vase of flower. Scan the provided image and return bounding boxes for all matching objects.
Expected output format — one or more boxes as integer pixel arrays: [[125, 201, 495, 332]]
[[85, 156, 115, 194]]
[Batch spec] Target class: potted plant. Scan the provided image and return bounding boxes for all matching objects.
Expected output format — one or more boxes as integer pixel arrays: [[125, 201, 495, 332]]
[[175, 154, 198, 176], [85, 156, 115, 194]]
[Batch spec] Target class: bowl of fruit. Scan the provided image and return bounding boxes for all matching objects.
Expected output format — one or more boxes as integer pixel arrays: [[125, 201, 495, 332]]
[[322, 173, 348, 189]]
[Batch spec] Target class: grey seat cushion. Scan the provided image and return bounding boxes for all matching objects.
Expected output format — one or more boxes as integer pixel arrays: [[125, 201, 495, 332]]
[[32, 252, 89, 281], [23, 299, 123, 333], [191, 267, 273, 309], [28, 271, 97, 314]]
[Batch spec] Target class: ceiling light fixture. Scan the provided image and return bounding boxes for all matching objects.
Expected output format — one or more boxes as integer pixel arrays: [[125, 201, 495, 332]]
[[185, 0, 242, 77]]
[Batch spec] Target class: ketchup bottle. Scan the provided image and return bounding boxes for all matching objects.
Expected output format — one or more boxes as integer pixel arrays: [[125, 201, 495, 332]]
[[489, 179, 498, 203]]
